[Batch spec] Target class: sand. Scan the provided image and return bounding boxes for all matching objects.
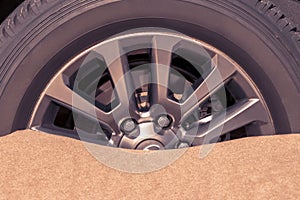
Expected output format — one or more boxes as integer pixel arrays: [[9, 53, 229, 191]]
[[0, 130, 299, 199]]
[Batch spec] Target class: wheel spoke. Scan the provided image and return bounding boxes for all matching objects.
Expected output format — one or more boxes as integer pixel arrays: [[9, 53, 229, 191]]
[[181, 54, 237, 120], [150, 36, 180, 104], [45, 73, 119, 132], [95, 40, 138, 121], [181, 98, 269, 142], [150, 36, 182, 122]]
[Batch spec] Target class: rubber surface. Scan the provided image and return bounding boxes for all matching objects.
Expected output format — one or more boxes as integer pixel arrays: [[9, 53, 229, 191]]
[[0, 0, 299, 87]]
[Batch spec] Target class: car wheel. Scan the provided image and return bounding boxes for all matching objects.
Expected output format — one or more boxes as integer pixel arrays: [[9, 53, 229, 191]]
[[0, 0, 299, 149]]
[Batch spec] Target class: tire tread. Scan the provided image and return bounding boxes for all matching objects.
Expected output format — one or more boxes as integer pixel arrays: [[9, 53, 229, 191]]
[[254, 0, 300, 46]]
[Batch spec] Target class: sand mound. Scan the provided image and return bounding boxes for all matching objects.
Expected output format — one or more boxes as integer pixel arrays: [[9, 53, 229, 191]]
[[0, 130, 299, 199]]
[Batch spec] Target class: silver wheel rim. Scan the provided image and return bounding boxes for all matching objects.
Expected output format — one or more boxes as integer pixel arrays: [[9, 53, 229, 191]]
[[29, 30, 275, 151]]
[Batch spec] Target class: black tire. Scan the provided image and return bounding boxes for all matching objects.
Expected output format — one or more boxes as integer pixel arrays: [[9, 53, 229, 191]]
[[0, 0, 299, 136]]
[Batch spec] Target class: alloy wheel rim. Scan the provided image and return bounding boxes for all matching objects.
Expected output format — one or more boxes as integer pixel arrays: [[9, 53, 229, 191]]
[[29, 30, 274, 150]]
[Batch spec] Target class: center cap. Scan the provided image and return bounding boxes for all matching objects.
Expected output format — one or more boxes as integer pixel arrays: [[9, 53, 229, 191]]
[[136, 140, 165, 151], [118, 122, 179, 150]]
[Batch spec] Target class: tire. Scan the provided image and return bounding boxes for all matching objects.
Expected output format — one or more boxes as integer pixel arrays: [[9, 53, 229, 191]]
[[0, 0, 299, 141]]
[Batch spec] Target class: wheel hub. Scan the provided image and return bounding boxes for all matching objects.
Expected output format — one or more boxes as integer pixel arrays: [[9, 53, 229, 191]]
[[118, 121, 179, 149]]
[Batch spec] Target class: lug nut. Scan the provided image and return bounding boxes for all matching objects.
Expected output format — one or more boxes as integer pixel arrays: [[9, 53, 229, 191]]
[[121, 119, 137, 133], [178, 142, 190, 149], [157, 115, 172, 128]]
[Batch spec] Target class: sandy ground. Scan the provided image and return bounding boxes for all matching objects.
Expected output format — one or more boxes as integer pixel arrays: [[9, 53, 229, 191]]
[[0, 130, 299, 199]]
